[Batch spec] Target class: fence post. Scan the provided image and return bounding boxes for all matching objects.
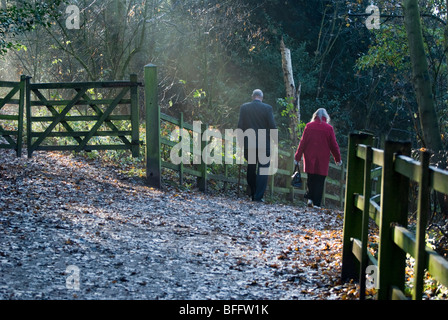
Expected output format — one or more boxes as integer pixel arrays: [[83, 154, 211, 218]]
[[17, 75, 26, 157], [198, 122, 208, 192], [377, 140, 411, 300], [179, 112, 184, 186], [341, 132, 374, 281], [413, 150, 431, 300], [359, 146, 373, 300], [340, 162, 345, 209], [222, 130, 231, 192], [145, 64, 161, 189], [25, 76, 32, 158], [130, 74, 140, 158], [289, 149, 295, 202]]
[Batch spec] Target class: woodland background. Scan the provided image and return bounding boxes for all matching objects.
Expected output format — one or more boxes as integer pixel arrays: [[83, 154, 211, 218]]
[[1, 0, 448, 299], [1, 0, 447, 154]]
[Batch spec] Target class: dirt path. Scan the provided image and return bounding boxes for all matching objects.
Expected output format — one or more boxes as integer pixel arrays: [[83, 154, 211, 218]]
[[0, 150, 355, 300]]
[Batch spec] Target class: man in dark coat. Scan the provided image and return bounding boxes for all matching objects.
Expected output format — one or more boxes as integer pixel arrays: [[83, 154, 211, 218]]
[[237, 89, 277, 202]]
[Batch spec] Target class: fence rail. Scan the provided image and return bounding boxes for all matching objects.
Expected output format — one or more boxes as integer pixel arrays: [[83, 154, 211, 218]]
[[341, 133, 448, 300]]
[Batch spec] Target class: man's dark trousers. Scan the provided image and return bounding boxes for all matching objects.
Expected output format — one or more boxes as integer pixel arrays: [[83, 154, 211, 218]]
[[245, 149, 270, 201]]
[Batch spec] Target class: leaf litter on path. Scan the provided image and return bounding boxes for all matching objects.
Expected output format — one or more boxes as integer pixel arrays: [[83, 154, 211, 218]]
[[0, 149, 355, 300]]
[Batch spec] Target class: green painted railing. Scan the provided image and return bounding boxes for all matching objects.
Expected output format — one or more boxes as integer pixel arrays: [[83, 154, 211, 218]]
[[0, 75, 26, 157], [341, 133, 448, 300]]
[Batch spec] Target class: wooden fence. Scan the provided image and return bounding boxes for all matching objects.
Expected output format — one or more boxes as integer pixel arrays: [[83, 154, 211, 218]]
[[0, 75, 141, 158], [0, 75, 26, 157], [143, 64, 345, 207], [1, 68, 345, 207], [341, 133, 448, 300]]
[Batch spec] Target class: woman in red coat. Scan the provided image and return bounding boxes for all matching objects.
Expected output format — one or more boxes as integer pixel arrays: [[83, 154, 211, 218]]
[[294, 108, 342, 208]]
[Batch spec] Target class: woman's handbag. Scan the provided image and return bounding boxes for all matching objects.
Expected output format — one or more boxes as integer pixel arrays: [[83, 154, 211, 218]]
[[291, 164, 302, 188]]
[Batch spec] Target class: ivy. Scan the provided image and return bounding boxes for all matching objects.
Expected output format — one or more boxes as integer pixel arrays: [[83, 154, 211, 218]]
[[0, 0, 66, 55]]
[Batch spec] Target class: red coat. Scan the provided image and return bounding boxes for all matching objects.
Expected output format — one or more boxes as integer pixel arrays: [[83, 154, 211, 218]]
[[294, 117, 341, 176]]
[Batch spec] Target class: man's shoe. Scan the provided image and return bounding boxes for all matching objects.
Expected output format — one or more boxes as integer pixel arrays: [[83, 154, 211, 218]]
[[307, 199, 313, 207]]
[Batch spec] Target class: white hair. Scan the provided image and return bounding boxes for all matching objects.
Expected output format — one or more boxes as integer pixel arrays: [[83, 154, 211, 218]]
[[252, 89, 263, 99], [312, 108, 330, 123]]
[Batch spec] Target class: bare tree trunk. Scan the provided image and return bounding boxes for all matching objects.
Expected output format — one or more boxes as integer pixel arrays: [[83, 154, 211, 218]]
[[106, 0, 125, 79], [403, 0, 443, 152], [280, 37, 301, 147], [404, 0, 446, 216]]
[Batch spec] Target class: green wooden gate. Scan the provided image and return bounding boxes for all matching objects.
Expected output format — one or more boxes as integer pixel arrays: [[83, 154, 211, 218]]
[[0, 75, 26, 157], [26, 75, 141, 158]]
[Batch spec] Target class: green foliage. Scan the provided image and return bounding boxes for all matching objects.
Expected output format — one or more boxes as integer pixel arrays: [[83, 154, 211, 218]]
[[3, 0, 445, 151], [278, 97, 295, 118], [277, 96, 305, 142], [0, 0, 66, 55], [356, 24, 410, 72], [352, 3, 448, 148]]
